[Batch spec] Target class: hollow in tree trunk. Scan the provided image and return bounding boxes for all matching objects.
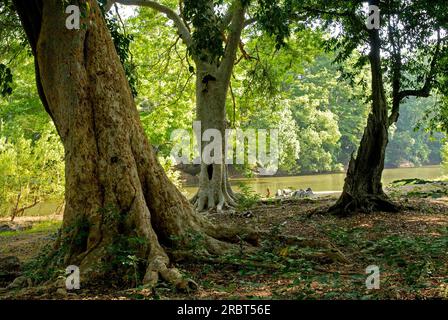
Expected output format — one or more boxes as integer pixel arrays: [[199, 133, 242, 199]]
[[191, 61, 238, 212], [190, 4, 246, 212]]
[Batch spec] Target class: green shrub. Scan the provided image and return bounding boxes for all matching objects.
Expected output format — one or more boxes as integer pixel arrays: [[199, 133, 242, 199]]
[[0, 125, 64, 218]]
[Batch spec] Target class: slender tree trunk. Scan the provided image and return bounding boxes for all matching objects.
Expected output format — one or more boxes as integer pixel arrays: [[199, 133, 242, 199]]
[[191, 61, 238, 212], [328, 9, 399, 216], [14, 0, 255, 288], [191, 3, 246, 212]]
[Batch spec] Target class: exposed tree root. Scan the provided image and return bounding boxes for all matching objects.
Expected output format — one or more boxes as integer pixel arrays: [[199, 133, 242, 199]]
[[170, 234, 350, 271], [327, 192, 400, 217], [306, 207, 328, 218], [307, 192, 401, 218], [191, 163, 239, 212], [143, 254, 198, 292], [36, 208, 261, 292], [192, 187, 238, 212]]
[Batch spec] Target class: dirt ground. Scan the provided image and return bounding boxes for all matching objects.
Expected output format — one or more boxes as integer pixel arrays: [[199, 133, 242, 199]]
[[0, 190, 447, 300]]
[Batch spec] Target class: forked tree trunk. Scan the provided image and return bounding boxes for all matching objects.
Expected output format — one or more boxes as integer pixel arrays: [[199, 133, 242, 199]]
[[14, 0, 255, 288], [191, 4, 246, 212], [328, 11, 399, 216], [191, 61, 238, 212]]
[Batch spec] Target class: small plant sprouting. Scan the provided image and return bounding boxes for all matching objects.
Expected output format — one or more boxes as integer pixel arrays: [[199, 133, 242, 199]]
[[236, 182, 261, 211]]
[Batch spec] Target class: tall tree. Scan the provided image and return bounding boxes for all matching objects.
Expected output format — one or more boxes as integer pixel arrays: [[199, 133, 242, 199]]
[[12, 0, 256, 288], [292, 0, 448, 215]]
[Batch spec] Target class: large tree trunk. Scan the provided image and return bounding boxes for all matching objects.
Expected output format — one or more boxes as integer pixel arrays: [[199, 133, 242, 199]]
[[191, 61, 238, 212], [328, 5, 399, 216], [14, 0, 255, 288], [191, 3, 246, 212]]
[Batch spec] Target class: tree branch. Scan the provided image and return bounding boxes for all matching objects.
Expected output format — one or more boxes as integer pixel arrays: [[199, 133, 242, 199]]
[[220, 6, 234, 30], [219, 1, 245, 77], [111, 0, 192, 46], [300, 6, 366, 31], [238, 40, 252, 60], [389, 30, 442, 125], [243, 17, 257, 28], [387, 15, 402, 126]]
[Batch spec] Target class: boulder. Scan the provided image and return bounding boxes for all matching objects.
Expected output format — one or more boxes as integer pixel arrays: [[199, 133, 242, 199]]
[[277, 187, 315, 199], [305, 188, 314, 196], [0, 224, 15, 232], [292, 189, 305, 198], [0, 222, 33, 233], [292, 188, 314, 198]]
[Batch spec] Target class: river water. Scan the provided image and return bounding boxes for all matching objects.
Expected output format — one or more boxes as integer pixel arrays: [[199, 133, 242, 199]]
[[183, 165, 444, 197], [12, 165, 444, 217]]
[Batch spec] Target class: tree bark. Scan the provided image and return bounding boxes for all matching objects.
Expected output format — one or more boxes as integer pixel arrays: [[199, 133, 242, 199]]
[[191, 61, 238, 212], [191, 2, 246, 212], [14, 0, 255, 288], [328, 2, 399, 216]]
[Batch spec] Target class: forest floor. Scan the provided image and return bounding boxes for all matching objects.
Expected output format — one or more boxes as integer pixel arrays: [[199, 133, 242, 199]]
[[0, 181, 447, 300]]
